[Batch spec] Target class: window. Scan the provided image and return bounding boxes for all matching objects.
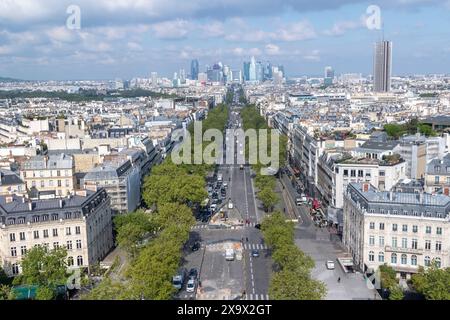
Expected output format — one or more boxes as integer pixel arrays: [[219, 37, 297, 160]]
[[435, 258, 441, 268], [351, 170, 356, 177], [411, 255, 417, 266], [391, 253, 397, 264], [53, 229, 58, 237], [57, 180, 62, 187], [358, 170, 364, 178], [380, 171, 385, 177], [67, 241, 73, 250], [68, 256, 74, 266], [447, 177, 450, 184], [369, 236, 375, 246], [402, 238, 408, 249], [77, 256, 83, 266], [11, 247, 17, 257], [49, 180, 54, 187], [66, 227, 71, 236], [378, 252, 384, 263], [20, 246, 27, 256], [379, 223, 385, 230], [437, 227, 442, 235], [43, 230, 49, 238], [65, 179, 70, 187], [402, 224, 408, 232], [369, 222, 375, 230], [435, 176, 440, 184], [369, 251, 375, 262], [425, 240, 431, 250], [65, 212, 72, 219], [42, 214, 49, 221], [343, 170, 348, 177], [53, 242, 59, 249], [75, 226, 81, 235], [12, 264, 19, 275], [76, 240, 82, 249], [412, 239, 418, 250], [40, 180, 45, 188], [19, 232, 25, 241], [32, 216, 39, 223], [424, 256, 431, 267], [33, 231, 39, 239], [9, 233, 15, 242], [413, 225, 418, 233], [401, 254, 407, 265], [426, 226, 431, 234], [379, 236, 385, 246], [392, 224, 398, 232], [392, 237, 398, 248], [436, 241, 442, 252]]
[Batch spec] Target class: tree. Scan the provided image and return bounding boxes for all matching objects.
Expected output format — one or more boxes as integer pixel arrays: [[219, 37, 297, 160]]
[[0, 267, 9, 285], [388, 285, 404, 300], [269, 269, 326, 300], [82, 278, 131, 300], [14, 246, 68, 287], [384, 123, 405, 139], [261, 212, 295, 249], [114, 210, 157, 257], [35, 286, 55, 300], [155, 203, 195, 231], [0, 285, 14, 300], [378, 264, 398, 290], [412, 264, 450, 300], [258, 187, 279, 212], [272, 244, 315, 272]]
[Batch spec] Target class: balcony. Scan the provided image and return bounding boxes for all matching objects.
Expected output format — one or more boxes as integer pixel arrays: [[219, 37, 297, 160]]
[[385, 246, 423, 255]]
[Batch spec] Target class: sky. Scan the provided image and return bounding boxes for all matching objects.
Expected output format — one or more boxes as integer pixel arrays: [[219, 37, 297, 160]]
[[1, 0, 450, 80]]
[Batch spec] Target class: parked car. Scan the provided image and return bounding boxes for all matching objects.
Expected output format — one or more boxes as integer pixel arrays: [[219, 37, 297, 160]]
[[188, 268, 198, 280], [326, 260, 335, 270], [186, 279, 196, 293], [191, 242, 200, 251]]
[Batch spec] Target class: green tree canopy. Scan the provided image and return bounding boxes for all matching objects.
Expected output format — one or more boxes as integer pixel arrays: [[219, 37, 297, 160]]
[[412, 264, 450, 300], [269, 269, 327, 300], [13, 246, 68, 287], [258, 187, 279, 212]]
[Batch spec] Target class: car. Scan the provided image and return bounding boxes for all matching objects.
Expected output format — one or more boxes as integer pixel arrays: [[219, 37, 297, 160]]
[[254, 224, 261, 229], [191, 242, 200, 251], [251, 249, 260, 257], [326, 260, 335, 270], [223, 182, 228, 188], [186, 279, 196, 293], [188, 268, 198, 280], [210, 204, 217, 211]]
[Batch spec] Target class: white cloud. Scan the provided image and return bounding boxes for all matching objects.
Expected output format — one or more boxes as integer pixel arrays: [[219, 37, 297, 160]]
[[323, 16, 366, 36], [127, 42, 143, 51], [151, 19, 193, 40], [265, 44, 281, 55]]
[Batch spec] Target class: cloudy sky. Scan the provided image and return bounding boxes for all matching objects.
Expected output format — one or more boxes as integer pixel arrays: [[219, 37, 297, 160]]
[[1, 0, 450, 80]]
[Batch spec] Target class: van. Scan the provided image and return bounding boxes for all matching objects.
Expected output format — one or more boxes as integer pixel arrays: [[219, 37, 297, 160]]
[[225, 249, 235, 261]]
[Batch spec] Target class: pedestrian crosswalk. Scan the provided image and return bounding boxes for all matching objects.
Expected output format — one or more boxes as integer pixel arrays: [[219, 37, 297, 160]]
[[246, 294, 270, 300], [243, 243, 269, 250], [191, 222, 259, 230]]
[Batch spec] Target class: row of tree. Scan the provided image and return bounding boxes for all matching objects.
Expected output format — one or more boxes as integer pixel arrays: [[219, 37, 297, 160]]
[[84, 104, 230, 299], [261, 212, 327, 299]]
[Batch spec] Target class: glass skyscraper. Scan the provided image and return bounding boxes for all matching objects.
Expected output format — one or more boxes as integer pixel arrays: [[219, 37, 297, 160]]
[[191, 59, 199, 80]]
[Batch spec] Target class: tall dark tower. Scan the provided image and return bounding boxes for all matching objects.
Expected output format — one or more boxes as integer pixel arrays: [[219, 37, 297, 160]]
[[373, 40, 392, 92], [191, 59, 199, 80]]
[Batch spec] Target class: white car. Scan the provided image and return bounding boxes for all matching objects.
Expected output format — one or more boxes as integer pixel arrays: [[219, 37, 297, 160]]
[[186, 279, 196, 293], [210, 204, 217, 211], [228, 201, 234, 209], [326, 260, 335, 270]]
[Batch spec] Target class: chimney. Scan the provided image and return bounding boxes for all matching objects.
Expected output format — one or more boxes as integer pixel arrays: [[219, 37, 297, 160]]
[[59, 199, 64, 208], [362, 183, 370, 192], [28, 201, 33, 211], [444, 187, 450, 196], [5, 196, 13, 204], [76, 190, 87, 197]]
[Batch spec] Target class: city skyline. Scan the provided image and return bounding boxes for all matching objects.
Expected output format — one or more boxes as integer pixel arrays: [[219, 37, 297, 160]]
[[1, 1, 450, 80]]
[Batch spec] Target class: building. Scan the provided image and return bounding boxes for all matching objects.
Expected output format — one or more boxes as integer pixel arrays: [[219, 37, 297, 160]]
[[343, 182, 449, 280], [324, 66, 334, 86], [425, 154, 450, 194], [0, 170, 26, 196], [20, 154, 76, 197], [0, 188, 113, 276], [373, 40, 392, 93], [82, 159, 140, 215]]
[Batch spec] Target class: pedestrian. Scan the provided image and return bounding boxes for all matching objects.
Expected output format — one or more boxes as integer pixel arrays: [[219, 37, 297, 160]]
[[337, 277, 341, 283], [246, 237, 249, 242]]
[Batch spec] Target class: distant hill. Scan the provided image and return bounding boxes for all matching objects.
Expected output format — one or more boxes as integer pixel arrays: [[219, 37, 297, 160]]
[[0, 76, 22, 82]]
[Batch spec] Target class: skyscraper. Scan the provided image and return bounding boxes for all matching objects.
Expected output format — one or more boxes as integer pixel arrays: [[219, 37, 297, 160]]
[[373, 40, 392, 92], [191, 59, 199, 80], [249, 56, 257, 82], [324, 66, 334, 86], [243, 62, 250, 81]]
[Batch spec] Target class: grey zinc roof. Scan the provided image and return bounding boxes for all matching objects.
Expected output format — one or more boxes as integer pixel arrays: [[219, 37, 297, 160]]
[[0, 169, 24, 186], [358, 140, 399, 151], [23, 154, 73, 170], [426, 154, 450, 175]]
